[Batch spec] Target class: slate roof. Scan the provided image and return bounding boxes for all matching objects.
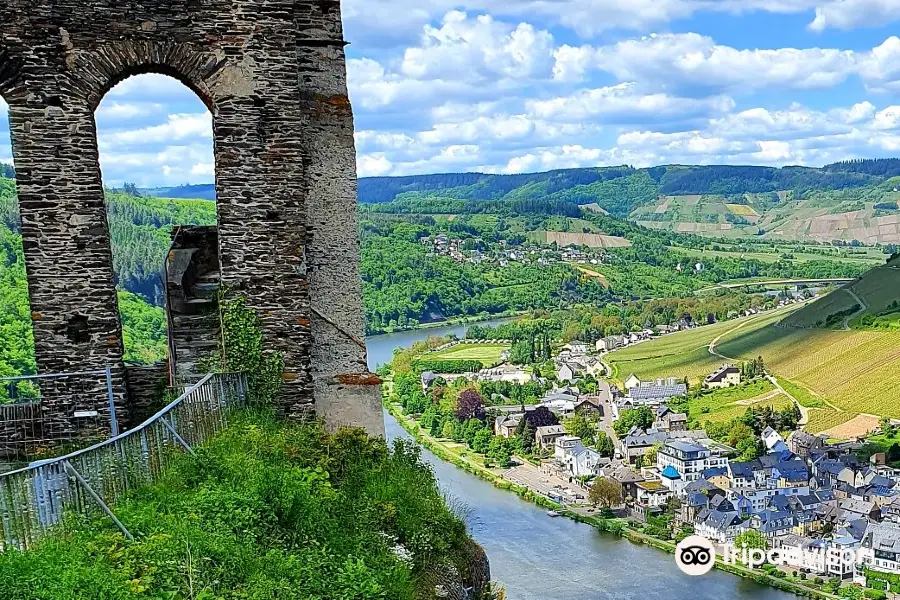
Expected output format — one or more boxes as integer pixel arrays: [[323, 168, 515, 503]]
[[705, 364, 740, 383], [729, 462, 754, 480], [863, 522, 900, 552], [702, 467, 727, 479], [685, 478, 721, 494], [686, 492, 710, 507], [623, 431, 668, 448], [840, 498, 876, 516]]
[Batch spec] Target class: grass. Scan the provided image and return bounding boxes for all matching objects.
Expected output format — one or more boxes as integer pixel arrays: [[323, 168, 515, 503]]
[[716, 320, 900, 417], [670, 246, 881, 266], [427, 343, 510, 363], [0, 409, 477, 600], [775, 376, 824, 408], [687, 380, 790, 424], [805, 408, 857, 434], [611, 302, 900, 419], [608, 309, 789, 386], [784, 257, 900, 328]]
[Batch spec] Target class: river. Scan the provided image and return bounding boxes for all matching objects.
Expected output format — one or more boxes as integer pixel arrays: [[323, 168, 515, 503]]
[[367, 321, 798, 599]]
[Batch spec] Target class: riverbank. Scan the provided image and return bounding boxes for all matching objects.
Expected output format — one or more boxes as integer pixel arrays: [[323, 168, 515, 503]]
[[367, 309, 526, 337], [385, 399, 839, 600]]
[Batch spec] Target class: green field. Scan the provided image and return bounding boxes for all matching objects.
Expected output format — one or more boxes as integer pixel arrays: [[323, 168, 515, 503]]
[[426, 343, 510, 364], [608, 309, 792, 386], [783, 257, 900, 328], [688, 380, 791, 425], [609, 302, 900, 419]]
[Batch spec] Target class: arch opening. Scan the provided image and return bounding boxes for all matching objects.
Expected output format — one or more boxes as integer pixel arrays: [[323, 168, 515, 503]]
[[95, 72, 218, 390], [0, 92, 39, 404]]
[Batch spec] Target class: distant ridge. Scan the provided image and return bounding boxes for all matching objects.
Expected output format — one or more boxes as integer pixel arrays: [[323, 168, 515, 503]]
[[143, 183, 216, 200]]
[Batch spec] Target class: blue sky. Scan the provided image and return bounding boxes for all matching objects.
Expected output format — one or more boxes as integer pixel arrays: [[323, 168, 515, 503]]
[[5, 0, 900, 185]]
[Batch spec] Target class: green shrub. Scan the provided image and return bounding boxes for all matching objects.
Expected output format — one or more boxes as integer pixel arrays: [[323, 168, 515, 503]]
[[0, 409, 475, 600]]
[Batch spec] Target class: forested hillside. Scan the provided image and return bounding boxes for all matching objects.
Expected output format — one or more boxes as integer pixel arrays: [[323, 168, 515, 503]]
[[0, 220, 167, 376], [358, 162, 891, 217]]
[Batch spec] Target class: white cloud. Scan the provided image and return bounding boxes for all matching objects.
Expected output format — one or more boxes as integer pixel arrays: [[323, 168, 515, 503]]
[[342, 0, 843, 41], [99, 113, 212, 147], [526, 83, 734, 123], [555, 33, 858, 92], [400, 11, 554, 82], [96, 101, 162, 120], [809, 0, 900, 31]]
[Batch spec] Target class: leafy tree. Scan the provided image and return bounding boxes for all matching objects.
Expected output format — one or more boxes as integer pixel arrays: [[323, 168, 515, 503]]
[[564, 413, 596, 446], [613, 406, 655, 436], [487, 436, 513, 467], [522, 406, 559, 428], [644, 443, 662, 466], [456, 389, 486, 421], [595, 431, 614, 458], [734, 530, 768, 556], [472, 428, 493, 454], [589, 477, 622, 508]]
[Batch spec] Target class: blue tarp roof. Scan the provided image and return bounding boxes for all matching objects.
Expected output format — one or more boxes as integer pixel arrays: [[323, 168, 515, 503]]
[[661, 465, 681, 479]]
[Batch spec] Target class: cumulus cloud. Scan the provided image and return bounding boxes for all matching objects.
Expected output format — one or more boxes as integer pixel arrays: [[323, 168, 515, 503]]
[[527, 83, 735, 124], [809, 0, 900, 31], [342, 0, 836, 42], [400, 11, 554, 81], [554, 33, 858, 93]]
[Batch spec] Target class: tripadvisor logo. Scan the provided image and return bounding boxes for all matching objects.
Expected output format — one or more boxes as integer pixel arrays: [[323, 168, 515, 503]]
[[675, 534, 862, 576], [675, 536, 716, 576]]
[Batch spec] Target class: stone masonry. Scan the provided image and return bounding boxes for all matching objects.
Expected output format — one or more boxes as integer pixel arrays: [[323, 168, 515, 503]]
[[0, 0, 384, 437]]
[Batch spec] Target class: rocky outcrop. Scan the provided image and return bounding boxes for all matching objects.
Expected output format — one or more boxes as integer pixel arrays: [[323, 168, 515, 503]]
[[421, 540, 492, 600]]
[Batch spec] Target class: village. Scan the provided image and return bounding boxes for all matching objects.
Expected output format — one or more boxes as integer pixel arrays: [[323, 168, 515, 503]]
[[413, 330, 900, 592]]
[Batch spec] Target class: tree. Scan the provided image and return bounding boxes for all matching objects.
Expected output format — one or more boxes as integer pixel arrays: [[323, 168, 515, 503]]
[[589, 477, 622, 508], [487, 436, 513, 467], [472, 428, 493, 454], [595, 431, 614, 458], [644, 443, 662, 466], [456, 389, 486, 421], [734, 530, 768, 557], [613, 406, 654, 436], [519, 420, 536, 454], [441, 420, 455, 440], [564, 413, 596, 446], [522, 406, 559, 428]]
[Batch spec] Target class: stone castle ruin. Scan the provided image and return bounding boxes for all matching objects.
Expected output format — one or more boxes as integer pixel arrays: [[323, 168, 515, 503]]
[[0, 0, 384, 441]]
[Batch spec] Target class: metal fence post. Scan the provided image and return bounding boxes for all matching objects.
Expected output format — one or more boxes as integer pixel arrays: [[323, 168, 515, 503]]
[[105, 366, 119, 437]]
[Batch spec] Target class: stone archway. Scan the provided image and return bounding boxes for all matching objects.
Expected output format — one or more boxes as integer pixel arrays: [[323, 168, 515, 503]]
[[0, 0, 383, 437]]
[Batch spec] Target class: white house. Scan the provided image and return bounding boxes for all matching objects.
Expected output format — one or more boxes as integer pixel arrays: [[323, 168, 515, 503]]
[[856, 522, 900, 585], [657, 440, 728, 488], [762, 427, 790, 454], [557, 363, 577, 383], [624, 373, 642, 390], [704, 364, 741, 389]]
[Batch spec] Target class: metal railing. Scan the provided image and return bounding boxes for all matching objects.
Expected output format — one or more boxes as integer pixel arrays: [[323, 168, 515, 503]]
[[0, 368, 121, 460], [0, 372, 247, 551]]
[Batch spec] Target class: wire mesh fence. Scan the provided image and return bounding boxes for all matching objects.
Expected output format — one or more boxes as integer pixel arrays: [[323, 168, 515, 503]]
[[0, 368, 119, 463], [0, 372, 247, 552]]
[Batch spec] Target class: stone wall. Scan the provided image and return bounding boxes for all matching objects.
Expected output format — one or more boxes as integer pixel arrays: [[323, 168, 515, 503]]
[[124, 361, 169, 428], [0, 0, 383, 436]]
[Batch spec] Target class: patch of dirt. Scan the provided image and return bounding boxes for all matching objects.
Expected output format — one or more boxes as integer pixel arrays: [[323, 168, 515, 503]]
[[820, 414, 881, 440]]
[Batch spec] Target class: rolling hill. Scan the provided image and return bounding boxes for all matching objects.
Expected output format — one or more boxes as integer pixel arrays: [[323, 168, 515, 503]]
[[782, 254, 900, 329], [608, 256, 900, 436], [357, 161, 900, 245]]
